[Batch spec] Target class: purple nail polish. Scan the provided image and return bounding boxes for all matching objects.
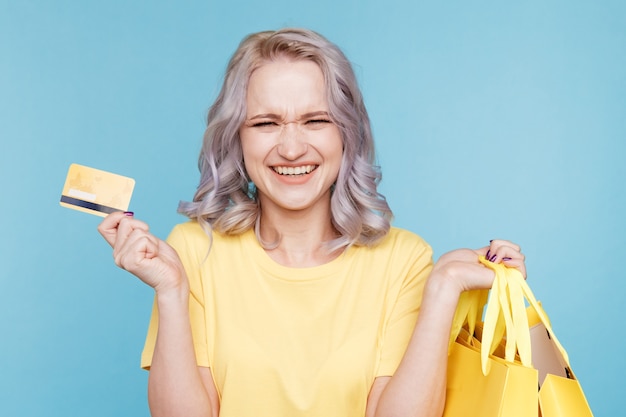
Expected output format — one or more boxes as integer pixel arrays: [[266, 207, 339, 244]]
[[124, 211, 134, 216], [489, 254, 497, 262], [486, 250, 491, 259], [503, 257, 512, 261]]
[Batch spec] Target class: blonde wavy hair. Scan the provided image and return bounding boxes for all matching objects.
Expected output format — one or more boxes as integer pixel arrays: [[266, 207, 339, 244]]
[[178, 28, 393, 251]]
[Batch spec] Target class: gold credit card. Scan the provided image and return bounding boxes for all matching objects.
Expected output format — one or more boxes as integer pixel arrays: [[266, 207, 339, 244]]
[[60, 163, 135, 217]]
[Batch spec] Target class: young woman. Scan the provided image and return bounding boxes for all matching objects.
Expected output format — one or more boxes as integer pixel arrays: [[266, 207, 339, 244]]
[[98, 28, 525, 417]]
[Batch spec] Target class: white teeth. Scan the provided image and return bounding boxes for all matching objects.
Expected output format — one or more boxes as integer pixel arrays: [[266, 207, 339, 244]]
[[274, 165, 316, 175]]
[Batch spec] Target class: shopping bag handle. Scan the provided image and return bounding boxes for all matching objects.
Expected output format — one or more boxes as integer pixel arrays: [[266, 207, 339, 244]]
[[478, 256, 570, 375], [448, 257, 570, 376]]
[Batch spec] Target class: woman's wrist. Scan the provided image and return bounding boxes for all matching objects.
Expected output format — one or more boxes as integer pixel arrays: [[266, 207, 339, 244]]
[[154, 277, 190, 308], [424, 268, 464, 307]]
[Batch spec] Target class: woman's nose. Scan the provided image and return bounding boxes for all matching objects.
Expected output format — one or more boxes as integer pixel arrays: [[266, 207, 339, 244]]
[[276, 123, 308, 160]]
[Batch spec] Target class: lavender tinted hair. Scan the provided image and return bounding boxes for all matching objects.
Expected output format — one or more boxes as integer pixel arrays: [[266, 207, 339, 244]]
[[178, 28, 393, 250]]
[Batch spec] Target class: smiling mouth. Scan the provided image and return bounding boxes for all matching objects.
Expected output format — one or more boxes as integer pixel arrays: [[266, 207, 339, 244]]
[[272, 165, 318, 176]]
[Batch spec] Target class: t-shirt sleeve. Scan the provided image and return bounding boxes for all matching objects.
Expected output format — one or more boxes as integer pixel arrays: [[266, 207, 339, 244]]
[[376, 236, 433, 376], [140, 222, 211, 370]]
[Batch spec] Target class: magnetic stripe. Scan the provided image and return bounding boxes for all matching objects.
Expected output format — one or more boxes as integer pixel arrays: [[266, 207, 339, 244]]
[[60, 195, 118, 214]]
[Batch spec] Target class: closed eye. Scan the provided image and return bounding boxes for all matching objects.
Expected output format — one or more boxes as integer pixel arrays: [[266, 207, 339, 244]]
[[304, 119, 333, 130], [251, 121, 278, 128]]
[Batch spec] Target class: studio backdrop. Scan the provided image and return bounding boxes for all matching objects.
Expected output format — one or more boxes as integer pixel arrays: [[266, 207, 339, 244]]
[[1, 1, 623, 416]]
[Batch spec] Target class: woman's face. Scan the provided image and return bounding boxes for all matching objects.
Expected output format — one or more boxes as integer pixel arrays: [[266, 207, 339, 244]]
[[240, 59, 343, 214]]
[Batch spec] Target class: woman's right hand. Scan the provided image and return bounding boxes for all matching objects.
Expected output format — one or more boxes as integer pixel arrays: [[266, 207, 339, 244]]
[[98, 211, 186, 294]]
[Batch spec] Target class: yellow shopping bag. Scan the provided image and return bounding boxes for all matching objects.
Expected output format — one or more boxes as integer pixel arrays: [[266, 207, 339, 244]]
[[444, 333, 538, 417], [527, 305, 593, 417], [443, 257, 593, 417], [539, 374, 592, 417]]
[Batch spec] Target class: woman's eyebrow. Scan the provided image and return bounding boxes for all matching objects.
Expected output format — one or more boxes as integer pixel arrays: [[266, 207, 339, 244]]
[[247, 113, 282, 121], [299, 111, 330, 120], [247, 111, 330, 121]]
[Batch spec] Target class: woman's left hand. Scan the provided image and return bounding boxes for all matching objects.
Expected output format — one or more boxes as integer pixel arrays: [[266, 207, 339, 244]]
[[430, 239, 526, 294], [481, 239, 526, 276]]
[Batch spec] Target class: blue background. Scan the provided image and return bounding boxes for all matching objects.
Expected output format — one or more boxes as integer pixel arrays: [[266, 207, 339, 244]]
[[1, 1, 624, 415]]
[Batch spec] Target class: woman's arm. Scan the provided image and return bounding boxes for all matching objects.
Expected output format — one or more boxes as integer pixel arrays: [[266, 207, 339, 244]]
[[147, 286, 217, 417], [98, 212, 218, 417], [367, 241, 525, 417]]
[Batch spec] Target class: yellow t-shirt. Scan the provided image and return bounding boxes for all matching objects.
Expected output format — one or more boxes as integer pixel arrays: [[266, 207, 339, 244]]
[[141, 221, 433, 417]]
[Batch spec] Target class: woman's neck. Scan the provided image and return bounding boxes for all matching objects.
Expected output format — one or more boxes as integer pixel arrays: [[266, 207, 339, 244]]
[[258, 204, 342, 268]]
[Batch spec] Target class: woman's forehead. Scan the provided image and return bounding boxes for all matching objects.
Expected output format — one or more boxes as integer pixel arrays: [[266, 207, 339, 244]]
[[246, 60, 329, 115]]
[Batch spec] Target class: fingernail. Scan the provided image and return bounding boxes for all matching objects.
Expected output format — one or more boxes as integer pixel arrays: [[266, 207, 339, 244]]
[[489, 239, 493, 243], [124, 211, 134, 216], [503, 257, 512, 261], [489, 254, 497, 262], [486, 250, 491, 259]]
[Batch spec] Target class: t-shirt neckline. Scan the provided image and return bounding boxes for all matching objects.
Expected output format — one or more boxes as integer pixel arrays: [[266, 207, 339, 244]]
[[241, 229, 354, 282]]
